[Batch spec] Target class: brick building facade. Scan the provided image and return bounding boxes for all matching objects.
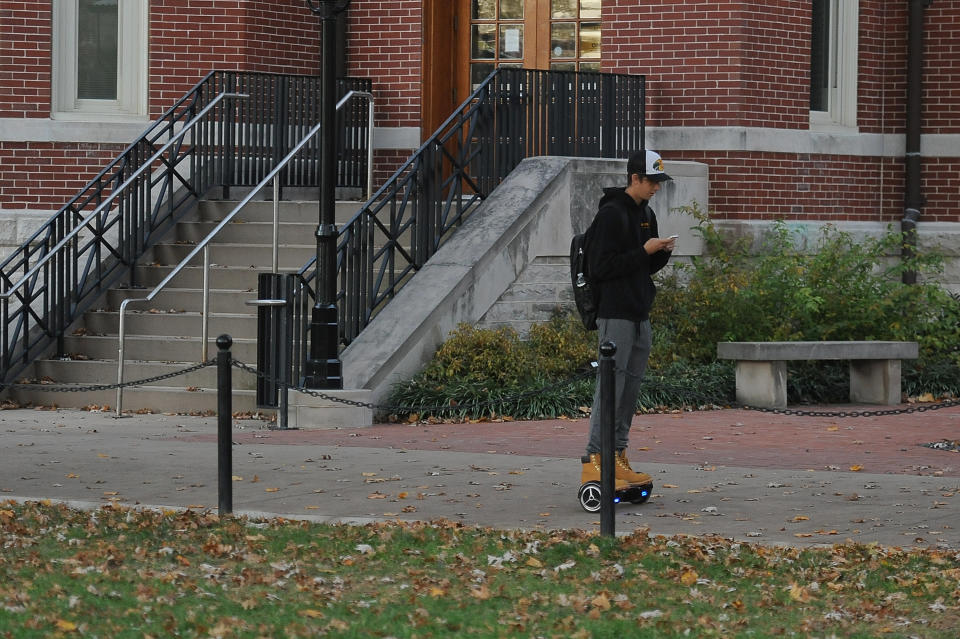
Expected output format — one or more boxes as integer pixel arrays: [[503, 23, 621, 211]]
[[1, 1, 957, 250]]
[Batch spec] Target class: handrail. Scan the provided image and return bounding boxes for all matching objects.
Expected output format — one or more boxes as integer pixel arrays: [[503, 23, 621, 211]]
[[114, 90, 375, 415], [0, 92, 247, 299], [287, 66, 646, 376], [336, 90, 375, 201]]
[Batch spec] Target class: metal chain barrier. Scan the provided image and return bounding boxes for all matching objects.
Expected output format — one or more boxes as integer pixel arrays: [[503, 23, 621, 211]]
[[0, 360, 216, 393], [637, 375, 960, 418], [230, 359, 597, 416], [230, 359, 960, 419], [2, 355, 956, 419], [737, 400, 960, 417]]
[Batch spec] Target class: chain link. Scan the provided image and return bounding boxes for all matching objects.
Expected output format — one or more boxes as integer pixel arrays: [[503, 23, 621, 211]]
[[4, 356, 957, 419], [1, 360, 215, 393], [230, 359, 596, 415], [738, 399, 959, 418]]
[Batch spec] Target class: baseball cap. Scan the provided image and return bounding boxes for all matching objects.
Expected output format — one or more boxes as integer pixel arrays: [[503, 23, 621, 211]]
[[644, 150, 672, 182]]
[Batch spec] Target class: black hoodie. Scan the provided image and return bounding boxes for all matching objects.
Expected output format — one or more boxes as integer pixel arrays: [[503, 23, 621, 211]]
[[585, 187, 671, 322]]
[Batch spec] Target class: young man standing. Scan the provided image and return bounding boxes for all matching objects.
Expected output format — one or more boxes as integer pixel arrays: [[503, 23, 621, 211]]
[[581, 150, 675, 489]]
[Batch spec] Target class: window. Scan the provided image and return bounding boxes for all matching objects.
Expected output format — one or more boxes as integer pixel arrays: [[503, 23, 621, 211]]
[[52, 0, 148, 120], [548, 0, 601, 73], [810, 0, 858, 130], [466, 0, 602, 90]]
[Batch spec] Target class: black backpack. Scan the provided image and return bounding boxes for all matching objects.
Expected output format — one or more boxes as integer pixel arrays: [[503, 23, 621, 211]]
[[569, 229, 598, 330]]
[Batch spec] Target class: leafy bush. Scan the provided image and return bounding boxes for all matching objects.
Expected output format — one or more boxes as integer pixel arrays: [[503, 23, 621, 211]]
[[653, 206, 960, 377], [387, 315, 597, 421]]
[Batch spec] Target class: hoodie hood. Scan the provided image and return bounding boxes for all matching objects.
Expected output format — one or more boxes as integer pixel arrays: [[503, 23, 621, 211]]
[[599, 186, 643, 210]]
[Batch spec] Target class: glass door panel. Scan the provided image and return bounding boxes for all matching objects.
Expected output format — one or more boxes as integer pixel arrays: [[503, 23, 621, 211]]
[[469, 0, 526, 90], [464, 0, 603, 91], [548, 0, 602, 72]]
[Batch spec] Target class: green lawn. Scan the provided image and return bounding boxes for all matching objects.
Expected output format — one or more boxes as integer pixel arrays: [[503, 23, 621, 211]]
[[2, 501, 958, 638]]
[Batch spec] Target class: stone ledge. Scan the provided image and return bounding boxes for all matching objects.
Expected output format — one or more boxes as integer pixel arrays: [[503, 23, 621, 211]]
[[717, 341, 919, 362]]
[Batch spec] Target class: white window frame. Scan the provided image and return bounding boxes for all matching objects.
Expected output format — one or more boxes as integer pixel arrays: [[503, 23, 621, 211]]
[[810, 0, 859, 131], [51, 0, 148, 121]]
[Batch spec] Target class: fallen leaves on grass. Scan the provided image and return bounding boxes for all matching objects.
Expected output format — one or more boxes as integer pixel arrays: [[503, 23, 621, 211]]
[[1, 501, 959, 638]]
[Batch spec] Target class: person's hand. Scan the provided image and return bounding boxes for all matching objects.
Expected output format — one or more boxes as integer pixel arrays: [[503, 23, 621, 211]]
[[644, 236, 677, 254]]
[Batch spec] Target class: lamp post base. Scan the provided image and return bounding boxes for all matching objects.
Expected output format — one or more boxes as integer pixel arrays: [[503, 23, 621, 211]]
[[304, 303, 342, 389]]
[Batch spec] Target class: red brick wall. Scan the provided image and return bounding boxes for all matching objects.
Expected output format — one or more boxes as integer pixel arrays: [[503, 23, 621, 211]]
[[149, 0, 320, 117], [0, 1, 52, 118], [0, 142, 121, 210], [603, 0, 812, 129], [926, 1, 960, 134], [924, 158, 960, 221], [605, 0, 958, 224], [858, 0, 899, 135], [348, 0, 422, 128], [739, 1, 809, 129]]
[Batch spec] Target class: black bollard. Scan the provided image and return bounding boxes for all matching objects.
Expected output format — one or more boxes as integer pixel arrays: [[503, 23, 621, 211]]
[[599, 340, 617, 537], [217, 334, 233, 515]]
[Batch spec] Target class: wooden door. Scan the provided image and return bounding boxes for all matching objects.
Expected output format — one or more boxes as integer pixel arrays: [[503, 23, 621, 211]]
[[457, 0, 602, 98], [421, 0, 602, 140]]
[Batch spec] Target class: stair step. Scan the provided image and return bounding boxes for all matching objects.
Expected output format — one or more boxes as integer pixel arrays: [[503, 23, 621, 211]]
[[173, 220, 320, 245], [61, 334, 259, 363], [132, 264, 263, 289], [497, 281, 572, 302], [148, 243, 317, 269], [84, 310, 258, 339], [197, 199, 362, 225], [31, 358, 258, 390], [170, 220, 411, 248], [7, 383, 263, 413], [106, 288, 258, 314]]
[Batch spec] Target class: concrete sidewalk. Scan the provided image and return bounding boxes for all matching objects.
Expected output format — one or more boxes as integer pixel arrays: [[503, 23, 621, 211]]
[[2, 403, 958, 549]]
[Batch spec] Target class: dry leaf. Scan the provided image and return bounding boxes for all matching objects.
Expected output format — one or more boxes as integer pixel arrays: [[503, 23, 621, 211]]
[[789, 583, 815, 602], [591, 593, 611, 610], [55, 620, 77, 631], [471, 584, 492, 600]]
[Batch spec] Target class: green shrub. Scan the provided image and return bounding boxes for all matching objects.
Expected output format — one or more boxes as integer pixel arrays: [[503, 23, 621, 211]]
[[653, 206, 960, 372], [524, 312, 596, 378], [387, 315, 598, 421]]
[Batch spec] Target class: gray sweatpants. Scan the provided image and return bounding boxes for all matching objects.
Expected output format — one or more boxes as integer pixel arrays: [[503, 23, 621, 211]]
[[586, 318, 652, 455]]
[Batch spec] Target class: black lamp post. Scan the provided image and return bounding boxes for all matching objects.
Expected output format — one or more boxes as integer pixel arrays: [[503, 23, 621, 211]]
[[304, 0, 350, 389]]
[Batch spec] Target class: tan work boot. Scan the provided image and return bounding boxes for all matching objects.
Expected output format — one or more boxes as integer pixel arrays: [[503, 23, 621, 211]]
[[580, 453, 630, 489], [615, 449, 652, 485]]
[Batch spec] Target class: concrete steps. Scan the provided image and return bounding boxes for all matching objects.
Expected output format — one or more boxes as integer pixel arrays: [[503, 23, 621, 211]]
[[6, 197, 362, 415], [477, 256, 574, 334]]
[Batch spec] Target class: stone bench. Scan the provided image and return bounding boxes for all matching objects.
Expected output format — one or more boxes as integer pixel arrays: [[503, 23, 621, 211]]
[[717, 341, 919, 408]]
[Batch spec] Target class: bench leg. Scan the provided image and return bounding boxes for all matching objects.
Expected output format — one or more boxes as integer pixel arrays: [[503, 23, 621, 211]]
[[849, 359, 901, 405], [735, 360, 787, 409]]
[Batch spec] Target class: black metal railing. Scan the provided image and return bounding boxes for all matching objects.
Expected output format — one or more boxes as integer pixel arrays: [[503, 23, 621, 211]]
[[288, 68, 646, 384], [1, 70, 371, 385]]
